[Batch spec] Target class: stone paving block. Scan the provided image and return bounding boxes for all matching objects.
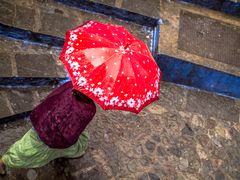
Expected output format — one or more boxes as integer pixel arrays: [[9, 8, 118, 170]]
[[178, 10, 240, 68], [15, 5, 35, 30], [157, 82, 187, 110], [0, 119, 31, 154], [0, 91, 13, 119], [0, 37, 26, 53], [0, 53, 12, 76], [186, 90, 239, 122], [0, 1, 15, 25], [0, 82, 240, 179], [39, 11, 80, 37], [0, 0, 239, 179], [122, 0, 160, 17], [36, 86, 56, 103], [158, 0, 240, 77], [15, 54, 65, 77], [5, 89, 35, 114], [11, 0, 34, 7], [0, 85, 60, 123]]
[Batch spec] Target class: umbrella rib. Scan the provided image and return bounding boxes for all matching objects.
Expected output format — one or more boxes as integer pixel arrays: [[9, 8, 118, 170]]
[[81, 31, 123, 48], [88, 51, 121, 74], [128, 54, 145, 93], [110, 53, 124, 90], [129, 42, 152, 59], [109, 54, 124, 94]]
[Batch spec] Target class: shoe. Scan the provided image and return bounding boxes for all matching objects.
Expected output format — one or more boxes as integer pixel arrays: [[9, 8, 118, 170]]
[[0, 157, 6, 176]]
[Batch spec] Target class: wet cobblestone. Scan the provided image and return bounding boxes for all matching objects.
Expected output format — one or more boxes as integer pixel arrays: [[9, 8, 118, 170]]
[[0, 0, 240, 179], [0, 82, 239, 179]]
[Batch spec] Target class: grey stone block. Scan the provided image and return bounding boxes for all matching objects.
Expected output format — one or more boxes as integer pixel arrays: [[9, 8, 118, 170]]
[[0, 53, 12, 76], [0, 1, 15, 25], [122, 0, 160, 17], [6, 89, 35, 114], [40, 12, 80, 37], [0, 91, 12, 118], [15, 54, 65, 77], [15, 5, 35, 30], [186, 90, 239, 122]]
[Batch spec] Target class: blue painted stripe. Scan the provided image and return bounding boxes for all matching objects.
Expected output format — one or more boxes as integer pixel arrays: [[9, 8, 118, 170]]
[[180, 0, 240, 17], [0, 16, 239, 99], [152, 23, 161, 55], [0, 111, 31, 124], [0, 23, 64, 47], [55, 0, 159, 27], [156, 54, 240, 99], [0, 77, 68, 88]]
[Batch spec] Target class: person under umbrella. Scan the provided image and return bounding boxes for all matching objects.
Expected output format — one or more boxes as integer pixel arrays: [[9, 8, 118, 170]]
[[0, 20, 161, 174], [0, 81, 96, 174]]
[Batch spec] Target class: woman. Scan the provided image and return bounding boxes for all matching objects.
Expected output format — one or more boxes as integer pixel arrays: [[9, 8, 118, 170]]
[[0, 81, 96, 175]]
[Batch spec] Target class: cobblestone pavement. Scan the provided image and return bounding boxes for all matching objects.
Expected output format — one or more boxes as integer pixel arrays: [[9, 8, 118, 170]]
[[0, 0, 240, 179], [1, 82, 240, 180]]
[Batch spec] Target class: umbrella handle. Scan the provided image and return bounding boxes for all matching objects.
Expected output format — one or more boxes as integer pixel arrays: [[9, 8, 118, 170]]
[[72, 90, 93, 104]]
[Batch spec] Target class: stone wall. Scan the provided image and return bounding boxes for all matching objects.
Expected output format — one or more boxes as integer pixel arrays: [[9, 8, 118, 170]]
[[0, 0, 153, 119], [0, 0, 239, 118], [0, 0, 152, 41]]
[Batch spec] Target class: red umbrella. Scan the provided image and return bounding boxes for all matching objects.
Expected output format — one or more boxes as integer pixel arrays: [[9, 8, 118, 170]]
[[60, 20, 162, 113]]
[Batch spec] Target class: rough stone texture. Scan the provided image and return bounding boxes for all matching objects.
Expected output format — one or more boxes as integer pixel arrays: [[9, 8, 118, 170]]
[[74, 10, 153, 47], [0, 1, 15, 25], [0, 37, 67, 77], [179, 10, 240, 68], [15, 54, 65, 77], [0, 119, 32, 154], [0, 0, 153, 48], [0, 0, 240, 179], [122, 0, 160, 18], [159, 0, 240, 76], [1, 82, 240, 179], [5, 89, 36, 114], [157, 82, 187, 110], [0, 86, 58, 120], [1, 0, 240, 78], [14, 5, 35, 30], [186, 90, 239, 122], [0, 91, 12, 118], [36, 86, 56, 103], [0, 53, 12, 76], [39, 11, 81, 37]]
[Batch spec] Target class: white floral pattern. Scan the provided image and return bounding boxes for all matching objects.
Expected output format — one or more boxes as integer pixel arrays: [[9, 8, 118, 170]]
[[110, 97, 119, 105], [66, 47, 74, 54], [77, 77, 87, 86], [146, 91, 153, 100], [127, 98, 135, 108], [93, 87, 104, 96], [60, 20, 161, 112], [70, 62, 80, 70], [70, 34, 78, 41]]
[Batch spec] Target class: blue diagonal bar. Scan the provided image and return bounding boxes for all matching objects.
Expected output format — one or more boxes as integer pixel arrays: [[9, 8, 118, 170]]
[[0, 23, 64, 47], [55, 0, 159, 27], [156, 54, 240, 99]]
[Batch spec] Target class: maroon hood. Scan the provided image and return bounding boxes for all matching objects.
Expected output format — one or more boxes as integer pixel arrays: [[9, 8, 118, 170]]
[[30, 81, 96, 149]]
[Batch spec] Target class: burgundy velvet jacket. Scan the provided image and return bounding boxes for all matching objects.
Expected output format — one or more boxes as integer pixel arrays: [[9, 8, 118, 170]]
[[30, 81, 96, 149]]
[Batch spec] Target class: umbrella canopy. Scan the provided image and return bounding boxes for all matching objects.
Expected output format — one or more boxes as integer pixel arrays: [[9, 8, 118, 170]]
[[60, 20, 162, 113]]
